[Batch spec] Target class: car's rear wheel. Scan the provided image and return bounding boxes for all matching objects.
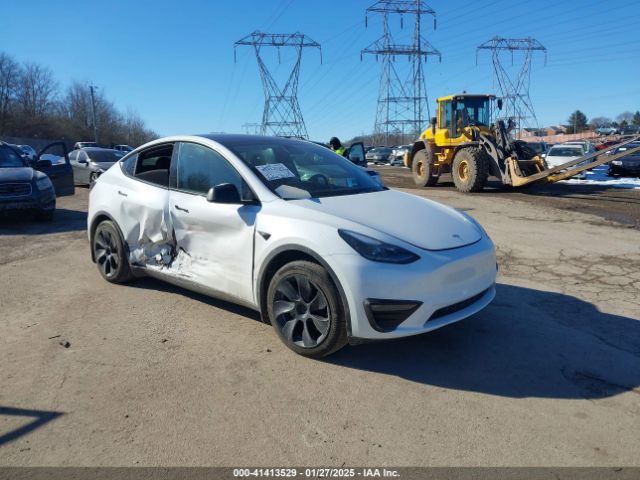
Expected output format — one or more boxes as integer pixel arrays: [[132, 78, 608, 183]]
[[267, 261, 347, 358], [89, 172, 99, 185], [93, 220, 133, 283]]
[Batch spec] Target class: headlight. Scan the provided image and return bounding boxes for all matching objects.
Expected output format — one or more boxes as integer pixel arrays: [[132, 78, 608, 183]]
[[36, 176, 53, 190], [338, 229, 419, 264], [611, 160, 623, 166]]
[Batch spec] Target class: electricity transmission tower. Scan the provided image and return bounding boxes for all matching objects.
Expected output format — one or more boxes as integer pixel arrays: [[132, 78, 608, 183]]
[[476, 37, 547, 134], [362, 0, 441, 145], [235, 31, 321, 139], [242, 123, 261, 135]]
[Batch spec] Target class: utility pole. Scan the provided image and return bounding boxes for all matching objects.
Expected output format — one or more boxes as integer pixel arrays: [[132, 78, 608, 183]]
[[477, 37, 546, 137], [89, 84, 98, 143], [362, 0, 441, 146], [234, 31, 321, 139]]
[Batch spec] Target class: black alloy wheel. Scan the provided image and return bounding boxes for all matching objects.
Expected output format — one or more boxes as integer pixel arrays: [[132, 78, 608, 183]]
[[267, 261, 347, 357]]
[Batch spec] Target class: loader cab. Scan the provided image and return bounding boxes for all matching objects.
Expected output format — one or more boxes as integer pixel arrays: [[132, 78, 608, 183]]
[[436, 95, 494, 144]]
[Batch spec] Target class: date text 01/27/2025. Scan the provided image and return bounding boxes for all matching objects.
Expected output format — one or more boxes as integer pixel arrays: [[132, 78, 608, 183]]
[[232, 468, 400, 478]]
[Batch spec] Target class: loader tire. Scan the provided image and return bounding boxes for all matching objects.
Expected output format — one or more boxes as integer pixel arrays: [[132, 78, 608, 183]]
[[412, 147, 439, 187], [452, 147, 488, 193]]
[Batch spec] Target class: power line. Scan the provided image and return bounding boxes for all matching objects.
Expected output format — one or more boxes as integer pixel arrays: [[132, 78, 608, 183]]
[[477, 37, 547, 134], [362, 0, 441, 145], [234, 31, 321, 139]]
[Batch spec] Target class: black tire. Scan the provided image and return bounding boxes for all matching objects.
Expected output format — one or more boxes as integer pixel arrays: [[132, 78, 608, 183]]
[[411, 147, 438, 187], [92, 220, 134, 284], [452, 147, 489, 193], [36, 209, 54, 222], [89, 172, 99, 185], [267, 260, 348, 358]]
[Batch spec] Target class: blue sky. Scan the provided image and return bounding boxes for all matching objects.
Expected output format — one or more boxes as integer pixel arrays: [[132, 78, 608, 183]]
[[2, 0, 639, 141]]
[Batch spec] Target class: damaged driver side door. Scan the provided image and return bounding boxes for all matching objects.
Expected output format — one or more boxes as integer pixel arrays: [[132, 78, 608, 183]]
[[168, 141, 259, 305]]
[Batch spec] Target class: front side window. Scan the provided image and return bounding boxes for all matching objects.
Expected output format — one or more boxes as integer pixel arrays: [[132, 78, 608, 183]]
[[440, 101, 452, 132], [175, 142, 243, 196]]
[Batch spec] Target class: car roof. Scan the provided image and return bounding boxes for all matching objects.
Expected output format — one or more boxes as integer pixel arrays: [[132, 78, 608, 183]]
[[78, 147, 121, 152]]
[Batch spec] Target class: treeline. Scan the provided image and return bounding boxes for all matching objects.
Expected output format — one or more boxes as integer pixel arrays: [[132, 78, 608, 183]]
[[0, 51, 158, 147]]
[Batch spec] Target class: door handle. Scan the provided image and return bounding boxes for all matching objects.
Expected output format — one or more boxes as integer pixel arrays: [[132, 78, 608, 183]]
[[118, 190, 128, 197], [175, 205, 189, 213]]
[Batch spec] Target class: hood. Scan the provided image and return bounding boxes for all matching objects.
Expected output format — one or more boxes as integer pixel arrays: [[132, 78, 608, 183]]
[[545, 154, 582, 168], [292, 190, 482, 250], [0, 167, 35, 183]]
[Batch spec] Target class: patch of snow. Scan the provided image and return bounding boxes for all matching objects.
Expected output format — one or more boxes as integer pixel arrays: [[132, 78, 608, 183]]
[[560, 165, 640, 189]]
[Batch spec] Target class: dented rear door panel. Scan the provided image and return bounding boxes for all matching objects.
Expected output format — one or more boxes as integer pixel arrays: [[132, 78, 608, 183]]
[[116, 177, 173, 267]]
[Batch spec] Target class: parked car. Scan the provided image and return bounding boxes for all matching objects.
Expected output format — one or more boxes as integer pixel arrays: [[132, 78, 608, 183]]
[[17, 144, 37, 162], [69, 147, 125, 185], [596, 127, 618, 135], [545, 144, 586, 169], [73, 141, 98, 150], [88, 134, 497, 357], [525, 141, 548, 156], [564, 141, 596, 156], [0, 143, 57, 220], [389, 145, 412, 166], [113, 144, 134, 153], [608, 142, 640, 177], [365, 146, 393, 164]]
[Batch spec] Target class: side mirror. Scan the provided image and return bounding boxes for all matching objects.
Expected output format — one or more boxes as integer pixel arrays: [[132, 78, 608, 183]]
[[497, 98, 503, 110], [431, 117, 437, 134], [36, 159, 52, 169], [206, 183, 241, 204]]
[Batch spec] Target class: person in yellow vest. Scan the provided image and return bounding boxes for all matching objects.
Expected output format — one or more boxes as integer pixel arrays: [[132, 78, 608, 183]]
[[329, 137, 347, 157]]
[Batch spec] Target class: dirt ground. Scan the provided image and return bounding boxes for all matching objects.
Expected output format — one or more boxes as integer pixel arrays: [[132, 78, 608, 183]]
[[1, 172, 639, 467]]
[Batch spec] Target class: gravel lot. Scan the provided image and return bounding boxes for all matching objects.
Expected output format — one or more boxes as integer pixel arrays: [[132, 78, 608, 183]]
[[1, 170, 639, 467]]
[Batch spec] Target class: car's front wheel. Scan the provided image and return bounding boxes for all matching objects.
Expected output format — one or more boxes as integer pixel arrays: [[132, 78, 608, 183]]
[[93, 220, 134, 283], [267, 260, 348, 358]]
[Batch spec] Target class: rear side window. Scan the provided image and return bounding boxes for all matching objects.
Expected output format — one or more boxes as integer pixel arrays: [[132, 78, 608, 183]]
[[132, 144, 174, 188]]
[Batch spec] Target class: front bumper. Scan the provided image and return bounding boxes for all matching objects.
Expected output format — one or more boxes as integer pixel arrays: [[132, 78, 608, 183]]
[[609, 163, 640, 176], [0, 187, 55, 213], [329, 235, 497, 340]]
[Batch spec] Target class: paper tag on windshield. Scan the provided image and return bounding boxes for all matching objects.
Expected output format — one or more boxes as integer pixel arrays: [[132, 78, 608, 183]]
[[255, 163, 296, 181]]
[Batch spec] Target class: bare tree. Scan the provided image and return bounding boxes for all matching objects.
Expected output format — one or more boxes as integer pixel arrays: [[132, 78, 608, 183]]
[[589, 116, 612, 128], [0, 52, 22, 134], [616, 111, 634, 127], [16, 63, 58, 121]]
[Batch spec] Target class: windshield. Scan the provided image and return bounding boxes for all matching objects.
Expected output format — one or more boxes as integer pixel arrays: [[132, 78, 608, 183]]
[[455, 97, 490, 130], [0, 146, 27, 168], [548, 147, 583, 157], [369, 147, 392, 154], [223, 138, 385, 199], [528, 143, 545, 153], [88, 150, 125, 163]]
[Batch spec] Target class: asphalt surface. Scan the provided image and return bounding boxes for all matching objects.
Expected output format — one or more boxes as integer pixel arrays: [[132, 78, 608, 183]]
[[1, 178, 639, 467]]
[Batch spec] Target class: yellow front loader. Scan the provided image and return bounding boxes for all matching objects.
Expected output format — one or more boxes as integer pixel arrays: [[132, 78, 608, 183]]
[[405, 93, 640, 192]]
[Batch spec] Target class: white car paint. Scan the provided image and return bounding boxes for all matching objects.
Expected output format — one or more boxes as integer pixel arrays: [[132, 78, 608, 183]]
[[88, 135, 496, 349], [545, 144, 585, 169]]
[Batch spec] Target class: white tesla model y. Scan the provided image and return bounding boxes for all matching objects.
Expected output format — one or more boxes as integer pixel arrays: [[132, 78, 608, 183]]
[[88, 135, 497, 357]]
